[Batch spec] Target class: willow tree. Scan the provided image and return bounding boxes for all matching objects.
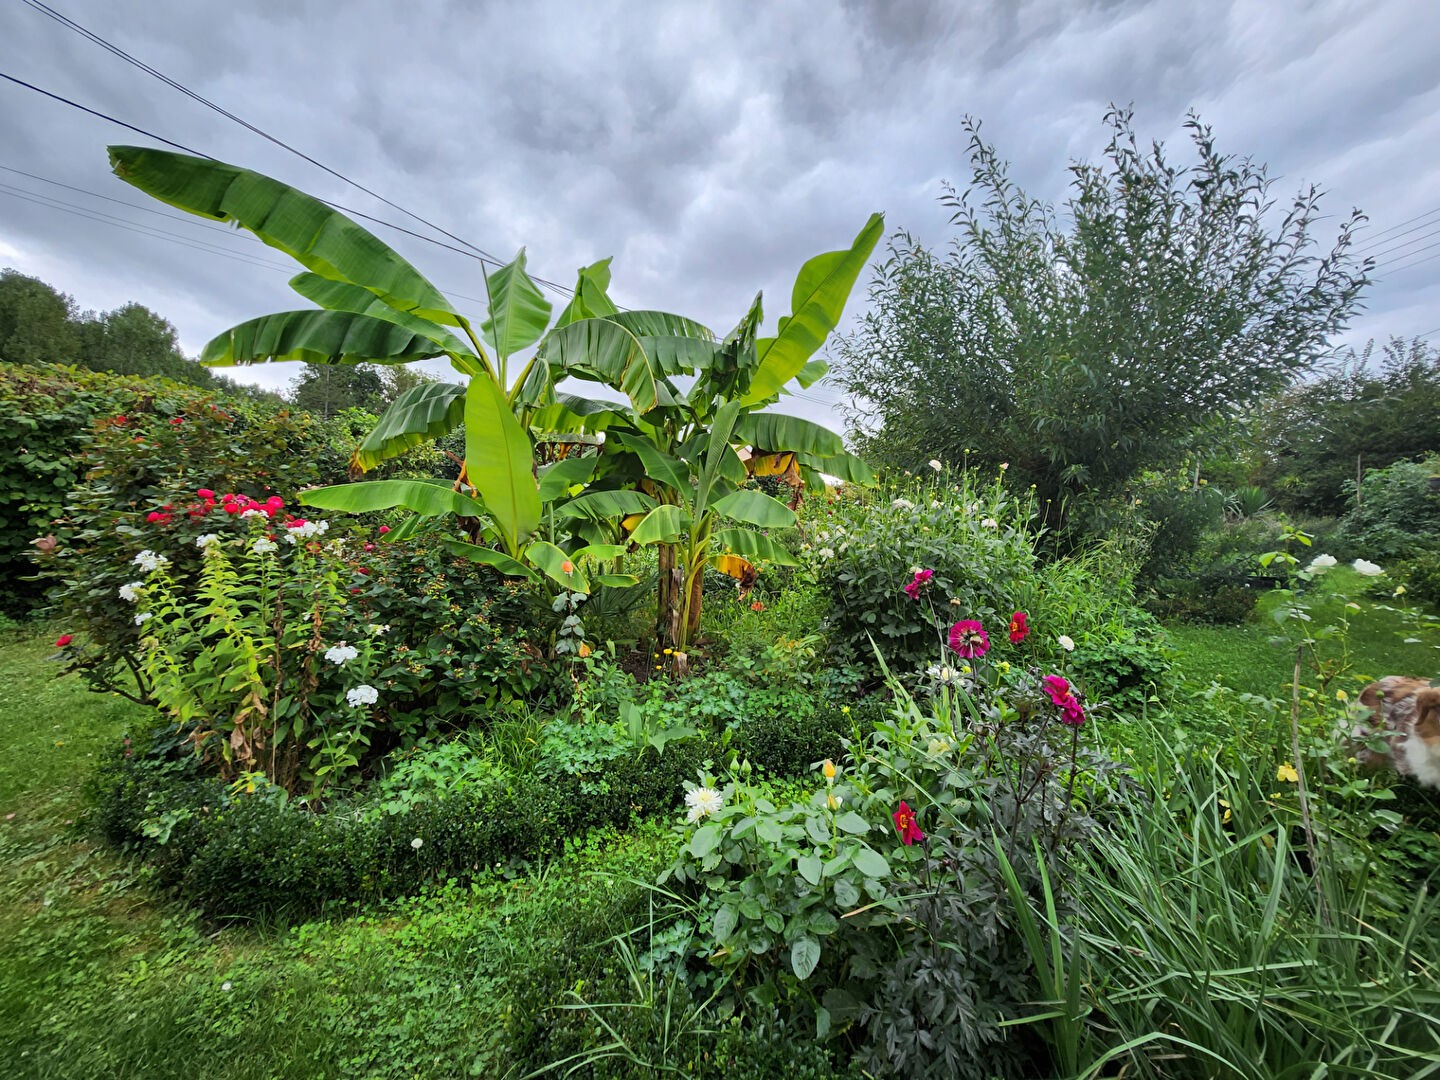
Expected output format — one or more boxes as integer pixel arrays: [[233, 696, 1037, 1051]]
[[835, 107, 1371, 538]]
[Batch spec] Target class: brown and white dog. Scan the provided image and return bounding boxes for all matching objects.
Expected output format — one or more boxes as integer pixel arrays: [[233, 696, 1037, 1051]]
[[1351, 676, 1440, 788]]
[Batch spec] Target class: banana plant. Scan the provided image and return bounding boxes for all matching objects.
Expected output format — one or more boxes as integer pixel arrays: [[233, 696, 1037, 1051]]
[[106, 146, 660, 591]]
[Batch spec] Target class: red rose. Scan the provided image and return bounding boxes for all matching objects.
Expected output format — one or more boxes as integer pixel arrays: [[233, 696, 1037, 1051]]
[[55, 633, 73, 648], [378, 525, 391, 535], [196, 488, 216, 499]]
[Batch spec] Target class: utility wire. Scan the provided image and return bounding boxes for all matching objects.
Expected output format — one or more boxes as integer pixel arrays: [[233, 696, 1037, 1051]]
[[0, 65, 577, 297], [1357, 224, 1440, 263], [1350, 205, 1440, 249], [18, 0, 576, 297]]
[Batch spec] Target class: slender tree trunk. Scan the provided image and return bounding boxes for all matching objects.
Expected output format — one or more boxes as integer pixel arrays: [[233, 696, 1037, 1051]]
[[685, 566, 704, 644], [656, 543, 685, 649]]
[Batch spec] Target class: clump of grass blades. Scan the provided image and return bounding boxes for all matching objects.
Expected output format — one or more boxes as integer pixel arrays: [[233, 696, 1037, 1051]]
[[1003, 737, 1440, 1079]]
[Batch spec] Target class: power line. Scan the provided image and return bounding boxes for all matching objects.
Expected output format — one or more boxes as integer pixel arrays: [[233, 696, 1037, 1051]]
[[0, 65, 576, 297], [1351, 205, 1440, 250], [1381, 244, 1440, 276], [18, 0, 575, 297], [1358, 223, 1440, 263]]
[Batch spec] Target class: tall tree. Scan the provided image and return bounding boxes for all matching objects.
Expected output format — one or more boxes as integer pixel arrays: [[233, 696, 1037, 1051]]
[[290, 362, 385, 417], [835, 108, 1371, 536], [0, 268, 79, 364]]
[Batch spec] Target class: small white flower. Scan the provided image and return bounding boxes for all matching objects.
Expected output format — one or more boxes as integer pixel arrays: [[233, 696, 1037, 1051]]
[[252, 538, 277, 555], [410, 836, 423, 850], [367, 623, 390, 636], [118, 582, 143, 603], [981, 517, 998, 528], [1058, 634, 1075, 652], [346, 684, 379, 707], [931, 500, 942, 509], [928, 459, 942, 472], [195, 533, 220, 549], [282, 519, 330, 544], [891, 498, 915, 511], [132, 550, 169, 573], [221, 981, 232, 992], [684, 786, 724, 823], [926, 664, 957, 683], [240, 508, 266, 520], [133, 612, 153, 626], [1307, 553, 1337, 574], [325, 644, 359, 666], [817, 547, 835, 560], [1352, 558, 1383, 577]]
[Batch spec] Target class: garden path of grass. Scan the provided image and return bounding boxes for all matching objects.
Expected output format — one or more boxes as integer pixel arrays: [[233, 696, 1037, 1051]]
[[0, 630, 671, 1079]]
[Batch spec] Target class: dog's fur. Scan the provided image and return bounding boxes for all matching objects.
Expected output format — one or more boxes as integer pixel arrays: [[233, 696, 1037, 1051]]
[[1351, 676, 1440, 788]]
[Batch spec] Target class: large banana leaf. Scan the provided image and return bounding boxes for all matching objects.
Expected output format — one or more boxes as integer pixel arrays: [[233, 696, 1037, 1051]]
[[465, 376, 541, 554], [537, 455, 601, 502], [742, 212, 884, 405], [201, 310, 455, 367], [289, 273, 479, 367], [612, 433, 691, 493], [734, 412, 844, 456], [299, 479, 488, 518], [604, 311, 716, 376], [554, 259, 618, 327], [443, 540, 536, 580], [555, 489, 657, 522], [481, 249, 553, 359], [629, 503, 690, 544], [541, 318, 660, 413], [108, 146, 462, 327], [797, 449, 875, 485], [711, 489, 797, 528], [354, 382, 467, 470], [713, 527, 800, 566], [527, 539, 588, 591]]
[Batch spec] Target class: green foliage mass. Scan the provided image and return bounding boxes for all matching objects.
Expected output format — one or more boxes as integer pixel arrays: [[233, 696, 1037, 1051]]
[[1337, 454, 1440, 561], [834, 108, 1369, 539]]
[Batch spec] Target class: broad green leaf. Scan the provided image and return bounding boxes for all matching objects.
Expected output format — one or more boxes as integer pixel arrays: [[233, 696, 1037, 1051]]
[[572, 543, 628, 561], [797, 449, 875, 485], [108, 146, 461, 326], [592, 572, 640, 587], [555, 489, 657, 522], [742, 212, 884, 404], [527, 539, 589, 592], [695, 401, 742, 514], [797, 854, 823, 886], [713, 528, 800, 566], [554, 259, 617, 327], [300, 479, 487, 518], [442, 540, 537, 580], [464, 376, 541, 554], [537, 455, 600, 502], [713, 904, 738, 942], [201, 310, 453, 367], [796, 359, 827, 388], [834, 811, 872, 835], [688, 824, 722, 858], [791, 935, 821, 981], [354, 381, 467, 470], [481, 248, 553, 358], [604, 311, 716, 375], [630, 503, 690, 545], [735, 412, 843, 456], [288, 272, 478, 363], [541, 318, 659, 413], [613, 433, 691, 493], [711, 489, 797, 528], [851, 846, 891, 879], [604, 310, 714, 343]]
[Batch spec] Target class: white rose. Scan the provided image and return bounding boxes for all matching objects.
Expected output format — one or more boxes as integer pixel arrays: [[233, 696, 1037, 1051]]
[[1058, 635, 1075, 652], [1352, 558, 1383, 577]]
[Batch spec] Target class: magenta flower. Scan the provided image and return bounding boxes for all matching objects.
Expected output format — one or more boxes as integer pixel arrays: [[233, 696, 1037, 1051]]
[[903, 568, 934, 599], [1042, 675, 1086, 727], [948, 619, 990, 658], [892, 801, 924, 846]]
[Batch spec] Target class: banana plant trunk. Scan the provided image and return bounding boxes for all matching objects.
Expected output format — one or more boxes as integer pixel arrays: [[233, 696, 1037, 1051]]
[[657, 543, 684, 649]]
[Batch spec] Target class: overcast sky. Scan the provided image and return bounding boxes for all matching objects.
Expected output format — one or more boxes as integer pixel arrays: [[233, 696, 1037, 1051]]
[[2, 0, 1438, 432]]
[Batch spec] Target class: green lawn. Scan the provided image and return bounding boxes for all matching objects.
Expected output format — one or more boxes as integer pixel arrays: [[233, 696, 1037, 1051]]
[[0, 626, 672, 1079]]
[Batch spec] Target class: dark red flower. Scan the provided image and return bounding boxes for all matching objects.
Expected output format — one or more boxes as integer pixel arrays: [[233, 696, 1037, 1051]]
[[223, 503, 241, 515], [113, 415, 127, 426], [55, 633, 73, 648], [378, 525, 391, 535], [903, 568, 934, 599], [1008, 611, 1029, 644], [169, 417, 184, 426], [196, 488, 215, 499], [948, 620, 990, 658], [892, 801, 924, 845], [1042, 675, 1086, 727]]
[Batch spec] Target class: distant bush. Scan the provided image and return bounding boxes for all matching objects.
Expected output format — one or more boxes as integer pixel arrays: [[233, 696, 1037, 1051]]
[[1338, 455, 1440, 562]]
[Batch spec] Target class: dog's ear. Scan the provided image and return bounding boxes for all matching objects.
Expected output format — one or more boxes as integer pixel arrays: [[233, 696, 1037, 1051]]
[[1414, 688, 1440, 740], [1359, 681, 1384, 712]]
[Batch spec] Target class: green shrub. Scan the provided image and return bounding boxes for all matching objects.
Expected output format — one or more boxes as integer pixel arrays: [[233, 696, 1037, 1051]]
[[1339, 455, 1440, 561], [819, 468, 1038, 677], [1395, 548, 1440, 606]]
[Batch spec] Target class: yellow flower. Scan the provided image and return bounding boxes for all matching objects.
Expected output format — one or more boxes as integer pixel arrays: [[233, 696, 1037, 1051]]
[[1218, 797, 1232, 824], [822, 759, 837, 780], [1335, 689, 1349, 703], [997, 661, 1011, 674], [827, 792, 842, 810], [1394, 584, 1407, 597], [663, 648, 674, 656], [1277, 762, 1299, 784], [841, 705, 851, 715]]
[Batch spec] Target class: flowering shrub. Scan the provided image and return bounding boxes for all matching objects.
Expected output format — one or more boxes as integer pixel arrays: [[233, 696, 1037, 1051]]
[[662, 646, 1126, 1079], [816, 468, 1036, 676]]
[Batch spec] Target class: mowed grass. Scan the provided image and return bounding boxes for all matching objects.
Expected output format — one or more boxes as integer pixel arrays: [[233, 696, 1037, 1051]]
[[1166, 566, 1439, 698], [0, 623, 671, 1080]]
